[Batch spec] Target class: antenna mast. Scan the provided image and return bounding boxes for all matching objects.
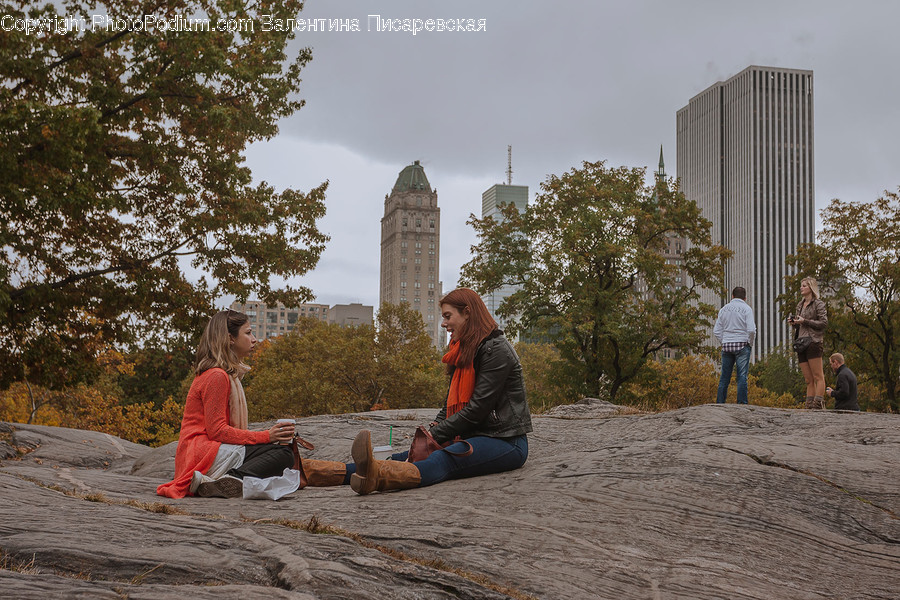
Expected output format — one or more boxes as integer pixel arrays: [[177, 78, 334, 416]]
[[506, 145, 512, 185]]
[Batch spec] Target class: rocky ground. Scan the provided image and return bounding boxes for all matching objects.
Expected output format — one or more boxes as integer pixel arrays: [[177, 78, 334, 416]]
[[1, 401, 898, 599]]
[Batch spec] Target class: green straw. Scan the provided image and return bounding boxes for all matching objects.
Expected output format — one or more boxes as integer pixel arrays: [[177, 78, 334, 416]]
[[389, 426, 393, 445]]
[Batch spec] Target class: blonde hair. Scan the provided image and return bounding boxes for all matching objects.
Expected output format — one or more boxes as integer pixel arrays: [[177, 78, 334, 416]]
[[194, 310, 249, 375], [830, 353, 845, 365], [801, 277, 820, 300]]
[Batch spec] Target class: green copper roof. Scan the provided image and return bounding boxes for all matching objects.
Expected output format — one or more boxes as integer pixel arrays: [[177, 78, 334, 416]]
[[393, 160, 432, 193]]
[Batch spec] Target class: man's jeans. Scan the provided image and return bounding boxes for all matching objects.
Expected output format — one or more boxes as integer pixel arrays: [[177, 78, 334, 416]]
[[717, 345, 751, 404]]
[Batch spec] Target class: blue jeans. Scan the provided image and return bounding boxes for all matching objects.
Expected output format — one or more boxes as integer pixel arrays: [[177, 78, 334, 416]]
[[344, 435, 529, 487], [382, 435, 528, 487], [717, 345, 751, 404]]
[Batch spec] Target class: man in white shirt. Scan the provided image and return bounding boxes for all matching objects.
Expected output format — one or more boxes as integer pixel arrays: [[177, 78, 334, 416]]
[[713, 287, 757, 404]]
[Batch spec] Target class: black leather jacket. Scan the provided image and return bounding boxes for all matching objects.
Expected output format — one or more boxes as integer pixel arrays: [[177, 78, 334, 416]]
[[429, 330, 533, 444]]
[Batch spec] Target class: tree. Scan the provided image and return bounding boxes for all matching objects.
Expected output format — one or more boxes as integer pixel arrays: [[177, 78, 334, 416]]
[[749, 344, 806, 403], [514, 342, 578, 413], [623, 355, 795, 411], [0, 0, 327, 390], [460, 161, 730, 401], [244, 319, 367, 420], [780, 191, 900, 412], [114, 344, 195, 407], [245, 306, 444, 420], [373, 302, 445, 410]]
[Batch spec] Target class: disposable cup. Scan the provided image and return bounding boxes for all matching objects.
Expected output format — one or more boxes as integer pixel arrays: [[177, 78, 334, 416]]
[[276, 418, 295, 445], [373, 445, 394, 460]]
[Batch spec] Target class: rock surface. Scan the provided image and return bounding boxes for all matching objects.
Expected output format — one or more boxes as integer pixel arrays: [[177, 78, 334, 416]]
[[1, 404, 898, 599]]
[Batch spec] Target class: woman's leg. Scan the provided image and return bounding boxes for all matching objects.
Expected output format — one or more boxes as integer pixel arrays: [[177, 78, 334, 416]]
[[798, 360, 814, 398], [414, 435, 528, 487], [228, 443, 294, 479], [341, 449, 408, 483], [350, 431, 420, 495], [807, 356, 826, 406]]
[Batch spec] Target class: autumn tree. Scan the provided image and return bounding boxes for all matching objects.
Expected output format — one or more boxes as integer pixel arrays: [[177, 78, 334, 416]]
[[373, 302, 445, 410], [460, 161, 730, 402], [0, 0, 327, 391], [780, 191, 900, 412], [514, 342, 578, 413], [623, 354, 795, 411], [245, 305, 444, 420], [0, 353, 184, 447]]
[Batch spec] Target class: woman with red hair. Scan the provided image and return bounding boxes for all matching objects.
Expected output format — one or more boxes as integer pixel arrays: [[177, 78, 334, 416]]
[[350, 288, 532, 494]]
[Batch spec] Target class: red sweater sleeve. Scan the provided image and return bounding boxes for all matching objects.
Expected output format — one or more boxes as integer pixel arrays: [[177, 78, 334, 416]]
[[201, 370, 270, 445]]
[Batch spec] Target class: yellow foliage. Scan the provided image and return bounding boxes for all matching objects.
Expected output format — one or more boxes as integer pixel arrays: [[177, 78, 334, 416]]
[[623, 354, 796, 411], [515, 342, 579, 413], [0, 383, 183, 447], [0, 382, 65, 426]]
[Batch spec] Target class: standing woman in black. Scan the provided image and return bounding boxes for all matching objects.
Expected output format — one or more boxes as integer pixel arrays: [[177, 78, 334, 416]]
[[350, 288, 533, 494], [791, 277, 828, 409]]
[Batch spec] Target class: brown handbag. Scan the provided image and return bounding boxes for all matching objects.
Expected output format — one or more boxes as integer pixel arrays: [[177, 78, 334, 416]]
[[289, 434, 316, 488], [407, 425, 473, 463]]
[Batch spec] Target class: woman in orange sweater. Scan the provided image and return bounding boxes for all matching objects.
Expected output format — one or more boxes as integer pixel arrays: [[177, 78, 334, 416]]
[[157, 309, 344, 498]]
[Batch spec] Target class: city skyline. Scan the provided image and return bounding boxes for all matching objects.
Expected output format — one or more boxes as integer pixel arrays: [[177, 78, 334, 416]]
[[234, 1, 899, 311]]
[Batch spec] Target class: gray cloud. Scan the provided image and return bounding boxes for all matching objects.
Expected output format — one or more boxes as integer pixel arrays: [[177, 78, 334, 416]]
[[241, 0, 900, 307]]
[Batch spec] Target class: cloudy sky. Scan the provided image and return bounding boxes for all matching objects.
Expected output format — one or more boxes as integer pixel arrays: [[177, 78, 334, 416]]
[[240, 0, 900, 308]]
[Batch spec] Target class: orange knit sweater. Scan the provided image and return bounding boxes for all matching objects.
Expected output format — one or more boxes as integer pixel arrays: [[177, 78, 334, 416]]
[[156, 368, 270, 498]]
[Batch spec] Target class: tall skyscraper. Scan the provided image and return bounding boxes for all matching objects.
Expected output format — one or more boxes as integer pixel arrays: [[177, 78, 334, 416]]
[[379, 160, 443, 347], [480, 182, 528, 335], [677, 65, 814, 359]]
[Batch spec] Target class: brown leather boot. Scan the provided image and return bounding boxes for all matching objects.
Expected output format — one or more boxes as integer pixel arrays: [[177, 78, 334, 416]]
[[300, 459, 347, 487], [805, 396, 825, 409], [350, 430, 421, 495]]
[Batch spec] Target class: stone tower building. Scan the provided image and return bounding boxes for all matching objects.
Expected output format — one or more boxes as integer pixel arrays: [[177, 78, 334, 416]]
[[379, 160, 443, 347]]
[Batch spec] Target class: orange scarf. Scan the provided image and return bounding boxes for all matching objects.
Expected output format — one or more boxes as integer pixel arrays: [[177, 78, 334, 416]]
[[442, 339, 476, 417]]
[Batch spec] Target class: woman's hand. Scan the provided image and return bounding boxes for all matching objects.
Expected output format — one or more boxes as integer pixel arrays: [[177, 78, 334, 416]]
[[794, 316, 805, 324], [268, 422, 295, 444]]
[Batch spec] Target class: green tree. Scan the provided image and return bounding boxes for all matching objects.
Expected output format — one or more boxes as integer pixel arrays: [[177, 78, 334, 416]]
[[245, 319, 371, 420], [374, 302, 445, 410], [514, 342, 578, 413], [749, 344, 805, 403], [245, 306, 445, 420], [461, 161, 730, 401], [0, 0, 327, 391], [780, 191, 900, 412], [116, 344, 195, 407]]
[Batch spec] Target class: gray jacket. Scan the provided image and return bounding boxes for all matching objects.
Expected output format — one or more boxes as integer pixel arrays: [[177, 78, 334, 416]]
[[430, 330, 532, 444]]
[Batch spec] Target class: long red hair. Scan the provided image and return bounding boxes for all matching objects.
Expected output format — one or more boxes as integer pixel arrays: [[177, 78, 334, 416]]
[[440, 288, 497, 367]]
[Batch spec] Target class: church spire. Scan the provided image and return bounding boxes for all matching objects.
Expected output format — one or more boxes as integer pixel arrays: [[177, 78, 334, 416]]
[[657, 145, 666, 179]]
